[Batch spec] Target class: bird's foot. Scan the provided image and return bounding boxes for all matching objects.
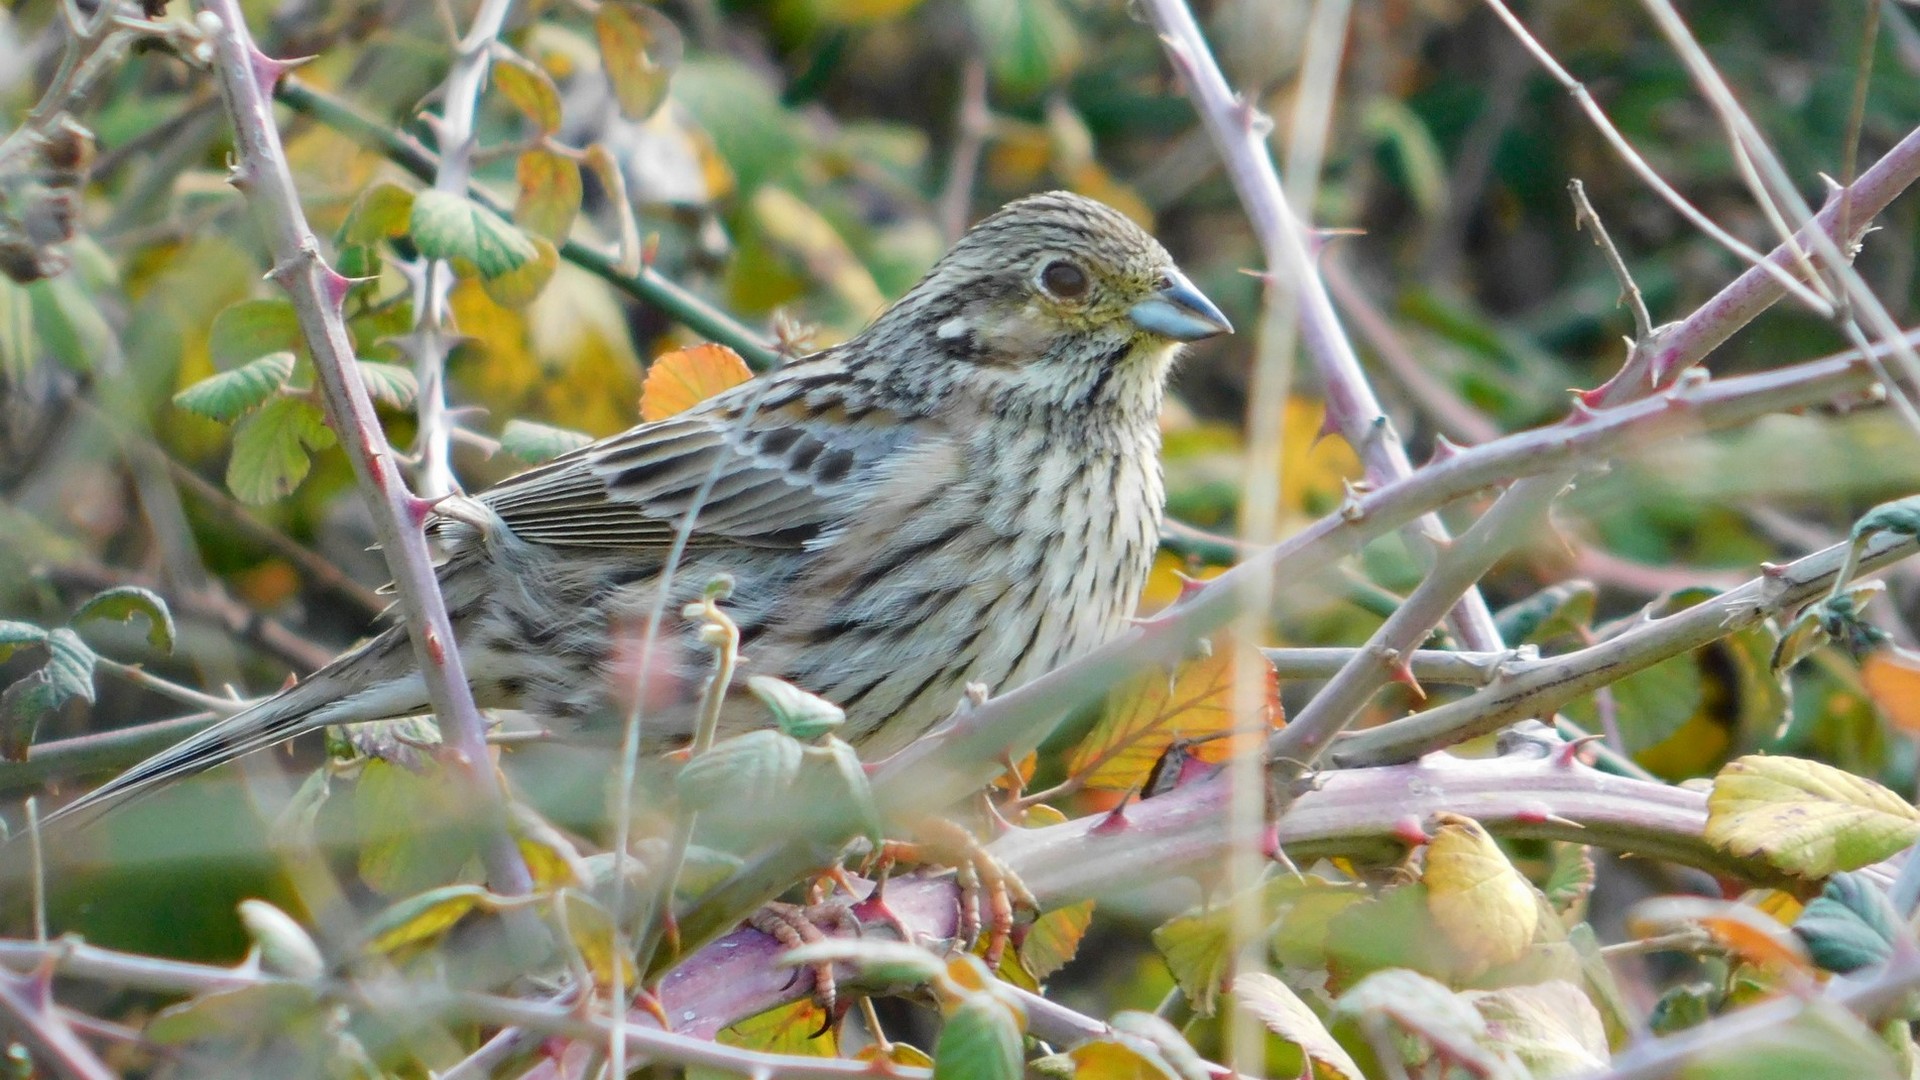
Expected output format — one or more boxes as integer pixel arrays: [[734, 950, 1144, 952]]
[[866, 818, 1036, 970], [750, 898, 859, 1014]]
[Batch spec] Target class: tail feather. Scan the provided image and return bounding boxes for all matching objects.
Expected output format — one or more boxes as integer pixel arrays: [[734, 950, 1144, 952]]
[[45, 629, 425, 830]]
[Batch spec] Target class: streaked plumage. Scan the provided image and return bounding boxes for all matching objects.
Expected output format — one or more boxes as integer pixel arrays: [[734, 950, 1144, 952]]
[[53, 191, 1230, 824]]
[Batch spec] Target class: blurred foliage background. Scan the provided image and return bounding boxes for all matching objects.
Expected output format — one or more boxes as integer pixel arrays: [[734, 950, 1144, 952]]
[[5, 0, 1920, 1073]]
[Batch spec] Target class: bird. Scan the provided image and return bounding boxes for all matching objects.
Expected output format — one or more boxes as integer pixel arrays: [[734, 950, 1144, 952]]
[[49, 190, 1231, 826]]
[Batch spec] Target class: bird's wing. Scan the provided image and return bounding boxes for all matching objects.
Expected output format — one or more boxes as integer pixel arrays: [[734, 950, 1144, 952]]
[[472, 364, 918, 552]]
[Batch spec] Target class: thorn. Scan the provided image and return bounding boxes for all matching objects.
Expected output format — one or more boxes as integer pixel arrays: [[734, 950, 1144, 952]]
[[642, 232, 661, 270], [425, 627, 446, 665], [402, 494, 444, 527], [1553, 733, 1606, 768], [320, 264, 361, 310], [1338, 482, 1366, 523], [1091, 797, 1132, 836], [1259, 822, 1282, 860], [1316, 409, 1342, 443], [280, 672, 300, 691], [1759, 561, 1788, 579], [1428, 433, 1465, 464], [247, 47, 313, 97], [1377, 647, 1427, 701], [1564, 390, 1602, 424], [1391, 814, 1431, 847]]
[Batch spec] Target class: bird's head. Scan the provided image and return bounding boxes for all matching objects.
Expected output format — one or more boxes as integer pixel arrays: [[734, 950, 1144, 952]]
[[853, 191, 1231, 421]]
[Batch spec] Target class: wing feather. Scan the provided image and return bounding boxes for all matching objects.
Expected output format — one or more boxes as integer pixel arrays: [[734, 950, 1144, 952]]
[[464, 361, 918, 553]]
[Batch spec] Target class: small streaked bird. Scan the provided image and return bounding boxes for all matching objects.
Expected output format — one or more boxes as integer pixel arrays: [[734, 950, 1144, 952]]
[[53, 191, 1231, 825]]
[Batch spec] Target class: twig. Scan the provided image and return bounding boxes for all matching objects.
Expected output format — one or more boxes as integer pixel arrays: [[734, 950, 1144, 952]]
[[936, 57, 989, 244], [42, 560, 335, 673], [91, 656, 252, 717], [1139, 0, 1504, 654], [1261, 646, 1520, 685], [1331, 519, 1920, 766], [190, 0, 533, 900], [270, 77, 780, 369], [404, 0, 517, 500], [0, 966, 115, 1080], [0, 713, 219, 794], [1569, 180, 1654, 340]]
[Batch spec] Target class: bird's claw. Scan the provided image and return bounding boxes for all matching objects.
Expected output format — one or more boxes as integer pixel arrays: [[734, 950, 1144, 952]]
[[750, 898, 859, 1014], [868, 819, 1037, 970]]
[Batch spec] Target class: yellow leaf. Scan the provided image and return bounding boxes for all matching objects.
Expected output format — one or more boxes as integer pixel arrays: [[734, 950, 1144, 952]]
[[718, 998, 838, 1057], [1235, 972, 1363, 1080], [1067, 642, 1280, 793], [1423, 812, 1540, 976], [1705, 754, 1920, 878], [556, 891, 636, 992], [639, 342, 753, 421]]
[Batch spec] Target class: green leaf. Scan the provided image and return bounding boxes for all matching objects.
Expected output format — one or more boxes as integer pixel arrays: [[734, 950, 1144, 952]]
[[1669, 1004, 1902, 1080], [1107, 1012, 1213, 1080], [356, 360, 419, 410], [515, 148, 584, 243], [226, 395, 336, 505], [28, 273, 113, 373], [210, 298, 302, 368], [500, 419, 593, 463], [361, 884, 496, 957], [408, 189, 539, 278], [965, 0, 1081, 97], [780, 940, 947, 987], [237, 899, 325, 980], [146, 984, 320, 1046], [1235, 972, 1363, 1080], [338, 181, 416, 246], [355, 758, 480, 897], [748, 675, 845, 739], [174, 351, 297, 422], [72, 585, 175, 654], [0, 628, 96, 761], [1331, 969, 1528, 1080], [0, 622, 48, 664], [0, 278, 33, 381], [676, 729, 804, 814], [934, 994, 1023, 1080], [478, 232, 558, 308], [555, 890, 634, 991], [595, 2, 684, 120], [491, 49, 564, 133], [1793, 872, 1900, 974], [1705, 755, 1920, 878]]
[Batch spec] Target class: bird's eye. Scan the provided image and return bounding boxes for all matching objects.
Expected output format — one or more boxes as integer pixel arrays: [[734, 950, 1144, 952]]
[[1039, 259, 1090, 300]]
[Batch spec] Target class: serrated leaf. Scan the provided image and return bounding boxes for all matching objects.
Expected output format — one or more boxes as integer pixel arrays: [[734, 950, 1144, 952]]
[[72, 585, 175, 654], [556, 890, 635, 992], [500, 419, 593, 463], [640, 343, 752, 421], [339, 182, 416, 246], [227, 395, 335, 505], [595, 2, 684, 120], [491, 49, 563, 133], [1069, 642, 1279, 793], [1423, 812, 1540, 976], [748, 675, 845, 739], [934, 993, 1023, 1080], [480, 232, 558, 308], [1331, 969, 1528, 1080], [0, 629, 95, 760], [1235, 972, 1362, 1080], [1543, 842, 1596, 921], [356, 361, 418, 410], [1705, 755, 1920, 878], [210, 298, 302, 369], [0, 622, 47, 663], [515, 148, 583, 242], [174, 351, 296, 422], [1793, 871, 1902, 974], [717, 999, 838, 1057], [409, 189, 539, 278], [1018, 899, 1093, 985], [238, 899, 325, 980], [361, 884, 496, 957], [676, 729, 804, 814], [1461, 981, 1608, 1077]]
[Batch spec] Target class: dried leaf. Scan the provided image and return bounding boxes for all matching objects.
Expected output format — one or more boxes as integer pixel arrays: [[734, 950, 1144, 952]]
[[595, 2, 684, 120], [1068, 643, 1278, 793]]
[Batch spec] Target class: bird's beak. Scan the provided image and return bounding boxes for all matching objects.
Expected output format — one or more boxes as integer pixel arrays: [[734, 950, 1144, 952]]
[[1129, 269, 1233, 342]]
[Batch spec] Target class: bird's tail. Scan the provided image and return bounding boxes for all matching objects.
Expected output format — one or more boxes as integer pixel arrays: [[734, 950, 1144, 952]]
[[44, 627, 428, 830]]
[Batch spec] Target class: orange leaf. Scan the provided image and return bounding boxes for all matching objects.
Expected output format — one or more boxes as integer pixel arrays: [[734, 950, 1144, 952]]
[[1863, 649, 1920, 735], [639, 343, 752, 421], [1067, 642, 1280, 792]]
